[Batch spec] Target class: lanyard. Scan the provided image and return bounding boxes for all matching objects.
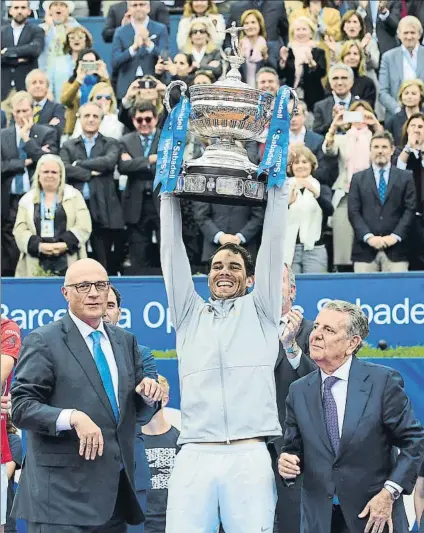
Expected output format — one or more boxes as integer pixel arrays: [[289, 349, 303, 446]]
[[40, 192, 57, 220]]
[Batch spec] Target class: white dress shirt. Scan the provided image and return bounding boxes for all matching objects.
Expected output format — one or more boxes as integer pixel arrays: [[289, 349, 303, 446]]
[[289, 126, 306, 145], [11, 19, 25, 46], [56, 310, 119, 432], [401, 44, 419, 81], [10, 125, 30, 195], [279, 314, 303, 370]]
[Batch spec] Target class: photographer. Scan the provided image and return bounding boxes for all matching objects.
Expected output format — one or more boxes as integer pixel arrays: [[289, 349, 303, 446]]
[[154, 52, 195, 87]]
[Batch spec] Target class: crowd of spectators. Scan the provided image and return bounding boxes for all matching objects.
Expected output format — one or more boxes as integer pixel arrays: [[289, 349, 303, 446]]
[[1, 0, 424, 277]]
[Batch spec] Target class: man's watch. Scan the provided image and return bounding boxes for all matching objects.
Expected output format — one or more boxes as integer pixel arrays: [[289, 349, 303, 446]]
[[403, 145, 412, 154], [383, 483, 401, 501], [285, 342, 299, 355]]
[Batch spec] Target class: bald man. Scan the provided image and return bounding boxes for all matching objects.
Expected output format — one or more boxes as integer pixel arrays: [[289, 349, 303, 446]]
[[11, 259, 164, 533]]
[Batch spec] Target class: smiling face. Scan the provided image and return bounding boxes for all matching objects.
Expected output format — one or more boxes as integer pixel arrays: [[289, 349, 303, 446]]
[[329, 68, 354, 98], [292, 155, 313, 178], [343, 14, 361, 39], [243, 14, 261, 38], [27, 72, 49, 101], [190, 24, 209, 47], [38, 160, 61, 192], [49, 1, 70, 23], [208, 249, 253, 300], [293, 19, 313, 43], [401, 84, 421, 108], [398, 23, 420, 51], [192, 0, 208, 15], [343, 44, 361, 69], [257, 71, 278, 95]]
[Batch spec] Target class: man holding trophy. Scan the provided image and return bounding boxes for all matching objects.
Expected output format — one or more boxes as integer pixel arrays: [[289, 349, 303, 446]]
[[155, 24, 297, 533]]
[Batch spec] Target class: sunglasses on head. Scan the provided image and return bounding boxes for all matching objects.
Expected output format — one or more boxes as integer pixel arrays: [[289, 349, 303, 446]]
[[95, 94, 112, 101], [191, 28, 207, 35], [135, 116, 153, 124]]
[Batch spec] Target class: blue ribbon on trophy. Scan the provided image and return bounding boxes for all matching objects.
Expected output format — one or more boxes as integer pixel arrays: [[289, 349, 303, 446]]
[[154, 94, 192, 194], [257, 85, 292, 191]]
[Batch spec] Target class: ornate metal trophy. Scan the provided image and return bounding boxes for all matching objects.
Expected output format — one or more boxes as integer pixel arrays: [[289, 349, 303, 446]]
[[157, 23, 297, 205]]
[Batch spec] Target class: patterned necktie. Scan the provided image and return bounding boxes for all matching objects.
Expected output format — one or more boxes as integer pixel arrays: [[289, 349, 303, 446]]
[[90, 331, 119, 422], [378, 168, 387, 204], [33, 104, 42, 123], [14, 138, 27, 195], [323, 376, 340, 454]]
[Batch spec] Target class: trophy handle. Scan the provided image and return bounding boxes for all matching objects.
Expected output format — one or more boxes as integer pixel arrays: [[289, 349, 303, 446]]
[[164, 80, 189, 113], [288, 87, 299, 118]]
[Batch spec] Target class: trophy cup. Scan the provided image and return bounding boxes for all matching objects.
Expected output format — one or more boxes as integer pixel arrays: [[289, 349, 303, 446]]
[[157, 23, 297, 205]]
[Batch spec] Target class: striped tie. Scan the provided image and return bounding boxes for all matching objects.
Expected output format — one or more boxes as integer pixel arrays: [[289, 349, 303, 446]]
[[33, 104, 42, 123]]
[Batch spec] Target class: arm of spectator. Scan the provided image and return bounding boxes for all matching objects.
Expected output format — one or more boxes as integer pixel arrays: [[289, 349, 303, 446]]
[[362, 77, 377, 108], [313, 136, 339, 187], [139, 345, 158, 381], [101, 4, 119, 43], [365, 38, 380, 72], [118, 147, 150, 174], [316, 183, 334, 217], [203, 51, 222, 80], [111, 32, 135, 72], [62, 190, 92, 252], [238, 206, 265, 244], [60, 80, 82, 108], [277, 1, 289, 45], [347, 173, 373, 239], [1, 26, 44, 63], [391, 173, 417, 240], [280, 385, 304, 468], [60, 144, 91, 181], [312, 102, 332, 136], [379, 53, 399, 116], [192, 201, 220, 244], [1, 154, 25, 179], [13, 203, 36, 255], [24, 128, 58, 162], [76, 139, 120, 174], [50, 103, 66, 135], [380, 2, 401, 36]]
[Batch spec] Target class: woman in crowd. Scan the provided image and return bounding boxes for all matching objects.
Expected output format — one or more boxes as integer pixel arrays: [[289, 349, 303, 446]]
[[155, 52, 195, 87], [60, 48, 111, 137], [388, 79, 424, 148], [177, 0, 226, 51], [52, 26, 93, 103], [182, 17, 222, 80], [13, 154, 91, 277], [285, 145, 333, 273], [277, 16, 326, 111], [72, 82, 124, 140], [338, 40, 376, 107], [323, 100, 383, 271]]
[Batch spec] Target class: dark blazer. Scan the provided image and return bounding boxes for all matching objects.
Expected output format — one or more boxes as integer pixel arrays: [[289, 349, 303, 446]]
[[313, 94, 361, 136], [1, 110, 7, 129], [112, 19, 169, 100], [347, 167, 416, 263], [281, 356, 424, 533], [304, 130, 339, 188], [1, 21, 45, 99], [11, 313, 158, 527], [193, 201, 265, 263], [118, 130, 160, 225], [189, 49, 223, 81], [36, 99, 66, 142], [60, 134, 124, 230], [102, 1, 170, 43], [407, 0, 424, 22]]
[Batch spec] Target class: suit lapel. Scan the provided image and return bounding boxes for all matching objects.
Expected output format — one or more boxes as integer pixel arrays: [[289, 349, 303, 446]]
[[17, 23, 30, 46], [366, 168, 380, 203], [104, 324, 128, 427], [6, 128, 18, 157], [275, 343, 285, 369], [4, 25, 14, 47], [396, 48, 404, 83], [384, 168, 397, 202], [304, 371, 333, 455], [38, 101, 51, 122], [130, 132, 143, 157]]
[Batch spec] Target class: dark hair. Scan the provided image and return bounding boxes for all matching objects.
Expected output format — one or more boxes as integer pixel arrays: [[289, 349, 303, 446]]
[[68, 48, 101, 83], [401, 112, 424, 148], [63, 26, 93, 55], [340, 9, 366, 41], [129, 100, 158, 118], [192, 70, 216, 84], [303, 0, 328, 7], [208, 243, 255, 278], [110, 285, 122, 308], [370, 130, 395, 147], [173, 52, 193, 68]]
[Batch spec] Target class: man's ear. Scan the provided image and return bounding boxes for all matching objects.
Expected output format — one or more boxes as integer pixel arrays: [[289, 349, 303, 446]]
[[246, 275, 254, 288], [347, 335, 362, 356], [61, 286, 69, 302]]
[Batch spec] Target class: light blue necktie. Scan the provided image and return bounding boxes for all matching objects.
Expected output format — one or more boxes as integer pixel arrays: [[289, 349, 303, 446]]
[[90, 331, 119, 422], [378, 168, 387, 204], [82, 137, 94, 200]]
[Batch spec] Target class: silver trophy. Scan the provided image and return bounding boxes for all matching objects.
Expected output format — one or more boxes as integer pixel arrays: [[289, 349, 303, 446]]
[[163, 23, 280, 205]]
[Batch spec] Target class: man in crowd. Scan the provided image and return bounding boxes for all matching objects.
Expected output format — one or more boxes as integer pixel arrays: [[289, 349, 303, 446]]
[[1, 91, 57, 276], [348, 131, 416, 272], [118, 101, 161, 274], [256, 67, 279, 96], [11, 258, 164, 533], [279, 299, 424, 533], [0, 0, 45, 100], [60, 102, 124, 274]]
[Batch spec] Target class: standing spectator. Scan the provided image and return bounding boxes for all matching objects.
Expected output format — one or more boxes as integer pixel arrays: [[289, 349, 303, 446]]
[[155, 52, 195, 89], [177, 0, 225, 51], [387, 79, 424, 148], [1, 0, 45, 101], [323, 100, 383, 271], [118, 101, 161, 274], [4, 415, 22, 533], [60, 103, 124, 273], [338, 40, 376, 107], [256, 66, 279, 95], [112, 0, 169, 101], [1, 91, 58, 277], [13, 154, 91, 277], [102, 0, 170, 43], [348, 131, 416, 273], [379, 16, 424, 122]]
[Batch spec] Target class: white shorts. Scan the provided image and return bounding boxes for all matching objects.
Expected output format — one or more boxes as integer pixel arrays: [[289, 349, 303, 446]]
[[1, 463, 7, 525], [166, 441, 277, 533]]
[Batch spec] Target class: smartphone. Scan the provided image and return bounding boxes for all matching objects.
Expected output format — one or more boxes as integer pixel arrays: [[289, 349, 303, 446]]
[[138, 79, 157, 89], [343, 111, 364, 123], [160, 49, 170, 62], [80, 60, 97, 73]]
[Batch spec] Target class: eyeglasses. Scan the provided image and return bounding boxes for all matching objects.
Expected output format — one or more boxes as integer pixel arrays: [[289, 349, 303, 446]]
[[135, 116, 153, 124], [190, 28, 207, 35], [68, 32, 86, 40], [65, 281, 111, 293], [95, 94, 112, 101]]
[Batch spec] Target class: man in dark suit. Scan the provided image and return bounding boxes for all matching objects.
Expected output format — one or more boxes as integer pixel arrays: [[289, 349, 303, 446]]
[[111, 0, 169, 100], [11, 258, 164, 533], [102, 0, 170, 42], [1, 0, 45, 100], [1, 90, 57, 276], [118, 100, 161, 274], [60, 103, 124, 274], [348, 131, 416, 272], [279, 299, 424, 533]]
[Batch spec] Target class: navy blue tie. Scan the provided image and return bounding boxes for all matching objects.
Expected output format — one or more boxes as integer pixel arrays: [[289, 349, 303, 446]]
[[90, 331, 119, 422], [14, 138, 27, 194], [378, 168, 387, 204], [323, 376, 340, 455]]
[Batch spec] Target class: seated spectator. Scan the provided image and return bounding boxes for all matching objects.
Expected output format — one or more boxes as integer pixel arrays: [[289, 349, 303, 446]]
[[191, 69, 215, 85], [387, 79, 424, 148], [177, 0, 226, 51], [337, 39, 376, 107], [1, 91, 58, 277], [60, 102, 123, 272], [277, 16, 326, 111], [111, 0, 169, 101], [348, 131, 416, 273], [323, 100, 383, 271], [256, 66, 280, 95], [38, 0, 80, 91], [1, 0, 45, 101], [285, 145, 333, 273], [72, 82, 125, 140], [13, 154, 91, 277], [155, 52, 195, 87], [379, 16, 424, 122], [52, 25, 93, 103], [182, 17, 222, 80], [61, 48, 111, 137]]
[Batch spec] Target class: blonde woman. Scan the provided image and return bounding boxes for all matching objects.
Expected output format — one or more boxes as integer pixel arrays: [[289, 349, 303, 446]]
[[323, 100, 383, 269], [387, 79, 424, 147], [338, 40, 376, 107], [177, 0, 226, 51], [182, 17, 222, 80], [13, 154, 91, 277]]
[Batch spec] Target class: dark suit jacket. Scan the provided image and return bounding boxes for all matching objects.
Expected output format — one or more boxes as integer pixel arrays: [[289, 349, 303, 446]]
[[282, 356, 424, 533], [313, 94, 361, 136], [102, 1, 170, 43], [1, 21, 45, 99], [193, 201, 265, 262], [1, 110, 7, 129], [60, 134, 124, 229], [188, 49, 223, 81], [37, 99, 66, 142], [112, 19, 169, 99], [11, 313, 159, 526], [407, 0, 424, 22], [118, 130, 160, 225], [348, 167, 416, 262], [304, 130, 339, 188]]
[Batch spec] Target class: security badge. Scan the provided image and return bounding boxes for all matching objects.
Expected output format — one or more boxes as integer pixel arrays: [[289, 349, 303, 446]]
[[40, 206, 55, 238]]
